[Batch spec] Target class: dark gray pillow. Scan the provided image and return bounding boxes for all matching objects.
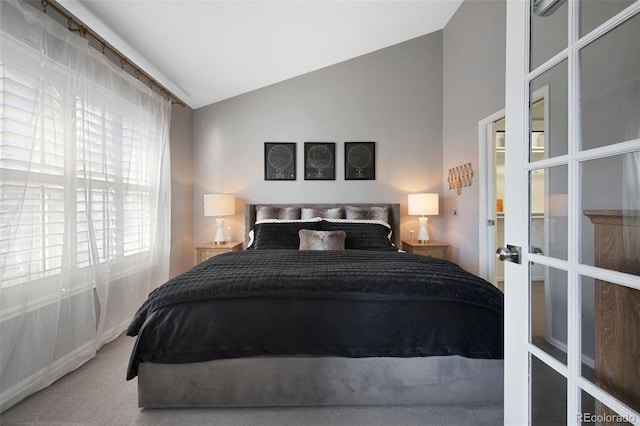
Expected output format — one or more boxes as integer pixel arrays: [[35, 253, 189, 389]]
[[321, 220, 396, 251], [299, 229, 346, 251], [300, 207, 344, 220], [345, 205, 389, 223], [249, 221, 322, 250], [256, 206, 301, 221]]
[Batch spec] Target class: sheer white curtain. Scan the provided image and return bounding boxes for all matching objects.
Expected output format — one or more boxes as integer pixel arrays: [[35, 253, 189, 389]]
[[0, 0, 171, 411]]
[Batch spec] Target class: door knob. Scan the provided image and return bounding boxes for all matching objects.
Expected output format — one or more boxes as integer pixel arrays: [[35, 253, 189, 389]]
[[496, 244, 522, 264]]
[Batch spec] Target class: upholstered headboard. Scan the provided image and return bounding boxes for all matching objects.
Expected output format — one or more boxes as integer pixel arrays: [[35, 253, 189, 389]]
[[245, 203, 401, 247]]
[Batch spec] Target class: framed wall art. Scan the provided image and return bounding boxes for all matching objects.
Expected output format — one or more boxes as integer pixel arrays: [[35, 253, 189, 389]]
[[345, 141, 375, 180], [304, 142, 335, 180], [264, 142, 296, 180]]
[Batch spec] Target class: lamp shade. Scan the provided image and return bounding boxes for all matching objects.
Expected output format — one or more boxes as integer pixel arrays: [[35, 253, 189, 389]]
[[203, 194, 235, 217], [408, 193, 439, 216]]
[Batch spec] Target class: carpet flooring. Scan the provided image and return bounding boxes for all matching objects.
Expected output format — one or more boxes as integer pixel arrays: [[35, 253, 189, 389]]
[[0, 334, 503, 426]]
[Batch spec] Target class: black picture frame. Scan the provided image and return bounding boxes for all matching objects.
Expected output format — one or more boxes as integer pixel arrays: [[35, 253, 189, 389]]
[[304, 142, 335, 180], [264, 142, 296, 180], [345, 141, 375, 180]]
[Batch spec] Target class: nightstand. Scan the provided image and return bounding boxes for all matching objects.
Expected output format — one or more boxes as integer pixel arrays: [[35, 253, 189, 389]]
[[402, 240, 449, 260], [195, 241, 242, 264]]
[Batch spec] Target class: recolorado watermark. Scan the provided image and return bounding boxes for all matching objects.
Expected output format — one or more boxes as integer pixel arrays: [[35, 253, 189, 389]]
[[577, 412, 637, 424]]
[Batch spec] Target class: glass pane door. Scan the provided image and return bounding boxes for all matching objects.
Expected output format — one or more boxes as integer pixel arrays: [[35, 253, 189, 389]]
[[505, 0, 640, 424]]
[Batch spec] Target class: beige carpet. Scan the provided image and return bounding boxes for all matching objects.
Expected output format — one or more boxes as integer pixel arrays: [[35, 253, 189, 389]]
[[1, 334, 503, 426]]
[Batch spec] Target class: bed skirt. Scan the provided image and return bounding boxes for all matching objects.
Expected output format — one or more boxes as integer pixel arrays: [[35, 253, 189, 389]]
[[138, 355, 504, 408]]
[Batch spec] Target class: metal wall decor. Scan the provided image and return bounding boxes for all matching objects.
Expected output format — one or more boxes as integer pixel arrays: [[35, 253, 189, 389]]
[[304, 142, 335, 180], [264, 142, 296, 180], [448, 162, 473, 195], [345, 142, 375, 180]]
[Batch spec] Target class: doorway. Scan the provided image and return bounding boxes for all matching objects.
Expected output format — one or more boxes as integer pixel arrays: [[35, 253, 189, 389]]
[[478, 110, 505, 287], [480, 97, 548, 345], [479, 95, 547, 290]]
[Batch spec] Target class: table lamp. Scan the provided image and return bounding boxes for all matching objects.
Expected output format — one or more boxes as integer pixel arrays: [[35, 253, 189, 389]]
[[204, 194, 235, 245], [408, 193, 439, 243]]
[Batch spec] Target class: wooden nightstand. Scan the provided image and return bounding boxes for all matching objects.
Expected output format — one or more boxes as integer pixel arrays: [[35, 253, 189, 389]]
[[402, 240, 449, 260], [195, 241, 242, 264]]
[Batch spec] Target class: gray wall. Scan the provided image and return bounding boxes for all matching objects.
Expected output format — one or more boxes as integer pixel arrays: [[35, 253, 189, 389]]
[[192, 33, 444, 249], [169, 104, 194, 277], [442, 0, 506, 274]]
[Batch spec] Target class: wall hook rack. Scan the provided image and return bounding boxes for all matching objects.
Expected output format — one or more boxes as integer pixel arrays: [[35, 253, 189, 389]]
[[448, 162, 473, 195]]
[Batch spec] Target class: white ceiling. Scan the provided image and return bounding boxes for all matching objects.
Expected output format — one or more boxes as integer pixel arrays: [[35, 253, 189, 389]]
[[58, 0, 463, 109]]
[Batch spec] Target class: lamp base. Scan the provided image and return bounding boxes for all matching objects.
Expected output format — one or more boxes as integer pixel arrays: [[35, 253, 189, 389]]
[[417, 216, 430, 243], [214, 218, 226, 245]]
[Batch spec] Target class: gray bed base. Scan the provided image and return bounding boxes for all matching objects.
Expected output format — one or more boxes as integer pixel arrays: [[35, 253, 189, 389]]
[[137, 203, 503, 408], [138, 356, 503, 408]]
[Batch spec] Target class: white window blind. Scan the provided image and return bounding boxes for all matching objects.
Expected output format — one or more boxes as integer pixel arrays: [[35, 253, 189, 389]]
[[1, 38, 162, 288], [1, 55, 68, 287]]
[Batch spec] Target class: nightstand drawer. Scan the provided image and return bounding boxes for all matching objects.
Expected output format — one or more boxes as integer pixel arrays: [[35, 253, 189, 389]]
[[196, 241, 242, 264], [402, 240, 449, 261], [199, 250, 220, 263]]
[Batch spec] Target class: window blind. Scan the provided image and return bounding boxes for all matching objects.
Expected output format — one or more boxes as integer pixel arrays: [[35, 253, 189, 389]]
[[1, 39, 158, 288]]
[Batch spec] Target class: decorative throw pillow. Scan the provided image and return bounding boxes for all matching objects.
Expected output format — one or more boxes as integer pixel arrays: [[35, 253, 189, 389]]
[[299, 229, 346, 251], [301, 207, 345, 220], [345, 205, 389, 223], [256, 206, 301, 221]]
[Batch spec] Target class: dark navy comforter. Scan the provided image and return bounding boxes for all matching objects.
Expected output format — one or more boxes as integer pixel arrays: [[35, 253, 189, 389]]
[[126, 250, 503, 380]]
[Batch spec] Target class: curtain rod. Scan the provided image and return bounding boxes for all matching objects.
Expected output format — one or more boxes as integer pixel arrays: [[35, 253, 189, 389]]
[[40, 0, 186, 107]]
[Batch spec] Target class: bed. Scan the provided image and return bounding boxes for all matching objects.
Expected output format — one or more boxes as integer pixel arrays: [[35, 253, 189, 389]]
[[126, 203, 504, 408]]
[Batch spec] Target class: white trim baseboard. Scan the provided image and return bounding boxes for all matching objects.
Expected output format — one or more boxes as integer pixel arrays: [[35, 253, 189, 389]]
[[0, 340, 96, 412]]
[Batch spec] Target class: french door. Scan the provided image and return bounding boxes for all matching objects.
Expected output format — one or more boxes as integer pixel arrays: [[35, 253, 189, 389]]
[[504, 0, 640, 424]]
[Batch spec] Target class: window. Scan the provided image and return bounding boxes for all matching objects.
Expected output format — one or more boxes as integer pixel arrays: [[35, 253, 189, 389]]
[[1, 44, 162, 289]]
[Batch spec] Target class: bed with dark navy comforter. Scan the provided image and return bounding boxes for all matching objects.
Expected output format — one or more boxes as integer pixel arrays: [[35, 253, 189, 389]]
[[127, 203, 504, 408]]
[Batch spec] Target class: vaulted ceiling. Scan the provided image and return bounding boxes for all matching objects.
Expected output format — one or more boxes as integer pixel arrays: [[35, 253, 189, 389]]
[[59, 1, 463, 109]]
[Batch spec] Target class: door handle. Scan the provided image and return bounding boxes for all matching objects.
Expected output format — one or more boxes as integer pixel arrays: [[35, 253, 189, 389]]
[[496, 244, 522, 264]]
